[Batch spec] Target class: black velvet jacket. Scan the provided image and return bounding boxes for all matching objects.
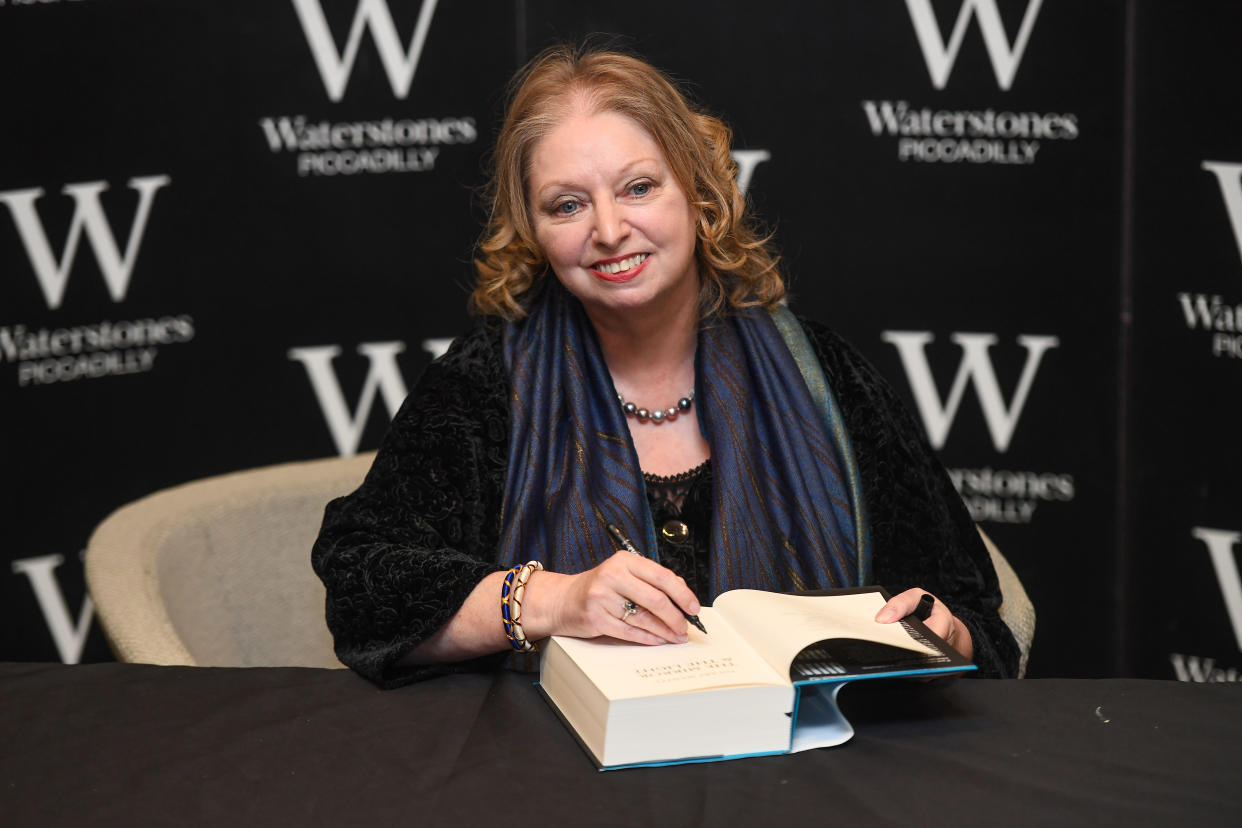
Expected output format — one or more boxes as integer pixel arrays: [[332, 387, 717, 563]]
[[311, 317, 1020, 687]]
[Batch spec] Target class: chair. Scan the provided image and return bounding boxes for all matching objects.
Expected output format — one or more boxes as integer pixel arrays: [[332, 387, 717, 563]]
[[85, 453, 375, 668], [978, 527, 1036, 678]]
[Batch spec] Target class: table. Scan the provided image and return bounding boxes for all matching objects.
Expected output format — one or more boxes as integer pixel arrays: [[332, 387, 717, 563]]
[[2, 663, 1238, 826]]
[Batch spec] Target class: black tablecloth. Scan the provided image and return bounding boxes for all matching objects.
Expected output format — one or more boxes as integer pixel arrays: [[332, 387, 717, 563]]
[[2, 662, 1238, 826]]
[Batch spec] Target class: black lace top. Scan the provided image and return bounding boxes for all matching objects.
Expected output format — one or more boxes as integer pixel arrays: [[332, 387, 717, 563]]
[[644, 461, 713, 599], [311, 317, 1020, 686]]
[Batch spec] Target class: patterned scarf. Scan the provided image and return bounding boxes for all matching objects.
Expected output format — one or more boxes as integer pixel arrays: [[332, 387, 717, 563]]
[[499, 281, 870, 598]]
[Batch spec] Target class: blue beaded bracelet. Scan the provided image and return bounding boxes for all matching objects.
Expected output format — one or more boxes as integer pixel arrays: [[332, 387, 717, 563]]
[[501, 560, 543, 652]]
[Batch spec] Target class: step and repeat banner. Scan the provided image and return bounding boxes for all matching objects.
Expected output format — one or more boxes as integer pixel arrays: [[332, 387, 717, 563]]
[[529, 0, 1123, 680], [1129, 1, 1242, 683], [0, 0, 518, 664], [2, 0, 1237, 681]]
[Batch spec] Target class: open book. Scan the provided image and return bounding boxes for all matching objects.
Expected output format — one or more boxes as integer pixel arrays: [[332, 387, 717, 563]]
[[539, 586, 973, 770]]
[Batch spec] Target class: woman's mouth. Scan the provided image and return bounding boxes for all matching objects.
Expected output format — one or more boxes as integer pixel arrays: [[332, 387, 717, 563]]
[[590, 253, 650, 282]]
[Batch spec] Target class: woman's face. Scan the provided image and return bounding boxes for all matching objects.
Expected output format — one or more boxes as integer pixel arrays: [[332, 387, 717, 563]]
[[526, 108, 699, 324]]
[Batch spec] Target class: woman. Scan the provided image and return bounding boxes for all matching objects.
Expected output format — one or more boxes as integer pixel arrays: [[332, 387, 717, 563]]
[[311, 45, 1020, 687]]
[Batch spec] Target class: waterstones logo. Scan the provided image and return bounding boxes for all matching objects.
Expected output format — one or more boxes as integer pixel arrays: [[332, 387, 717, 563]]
[[905, 0, 1044, 91], [258, 114, 475, 177], [865, 0, 1077, 165], [947, 466, 1073, 524], [881, 330, 1057, 453], [1176, 294, 1242, 359], [289, 341, 409, 457], [292, 0, 438, 102], [267, 0, 475, 177], [1170, 527, 1242, 683], [1170, 654, 1240, 683], [1177, 162, 1242, 359], [0, 176, 195, 387], [289, 337, 451, 456], [0, 176, 170, 310], [0, 317, 194, 387], [883, 330, 1069, 524], [861, 100, 1077, 165]]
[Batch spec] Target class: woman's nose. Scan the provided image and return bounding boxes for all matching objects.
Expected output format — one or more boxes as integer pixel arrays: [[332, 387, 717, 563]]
[[591, 201, 629, 248]]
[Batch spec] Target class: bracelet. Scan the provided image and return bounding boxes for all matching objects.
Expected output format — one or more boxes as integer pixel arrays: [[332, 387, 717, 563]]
[[501, 560, 543, 652]]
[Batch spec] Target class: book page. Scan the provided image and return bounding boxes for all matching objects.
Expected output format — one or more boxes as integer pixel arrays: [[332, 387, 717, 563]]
[[548, 607, 788, 701], [712, 589, 940, 678]]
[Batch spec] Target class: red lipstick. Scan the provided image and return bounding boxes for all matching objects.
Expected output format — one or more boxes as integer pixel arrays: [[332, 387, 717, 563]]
[[589, 253, 649, 283]]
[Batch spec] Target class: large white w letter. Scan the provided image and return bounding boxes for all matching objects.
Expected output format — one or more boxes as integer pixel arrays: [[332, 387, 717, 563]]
[[1201, 161, 1242, 266], [1191, 528, 1242, 652], [289, 342, 409, 456], [0, 176, 170, 310], [904, 0, 1044, 90], [881, 331, 1058, 452], [731, 149, 771, 196], [291, 0, 439, 101], [11, 553, 95, 665]]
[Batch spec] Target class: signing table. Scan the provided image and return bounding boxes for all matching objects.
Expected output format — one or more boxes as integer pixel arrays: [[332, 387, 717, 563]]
[[2, 662, 1238, 826]]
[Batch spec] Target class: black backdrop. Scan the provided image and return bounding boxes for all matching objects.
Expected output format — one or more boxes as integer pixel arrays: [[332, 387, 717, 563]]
[[2, 0, 1238, 682]]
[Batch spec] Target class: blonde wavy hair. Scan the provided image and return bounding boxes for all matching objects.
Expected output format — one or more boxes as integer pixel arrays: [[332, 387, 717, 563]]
[[471, 44, 783, 320]]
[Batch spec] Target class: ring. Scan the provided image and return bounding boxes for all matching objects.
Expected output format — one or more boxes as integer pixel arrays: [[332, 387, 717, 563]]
[[623, 599, 640, 618]]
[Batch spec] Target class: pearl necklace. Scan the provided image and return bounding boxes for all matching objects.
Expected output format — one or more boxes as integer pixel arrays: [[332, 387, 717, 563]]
[[617, 390, 694, 424]]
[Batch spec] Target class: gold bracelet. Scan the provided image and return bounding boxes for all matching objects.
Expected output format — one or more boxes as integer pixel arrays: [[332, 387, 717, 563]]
[[501, 560, 543, 651]]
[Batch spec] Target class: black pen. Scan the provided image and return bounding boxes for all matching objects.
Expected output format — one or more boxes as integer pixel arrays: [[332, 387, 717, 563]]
[[605, 522, 708, 635], [910, 593, 935, 622]]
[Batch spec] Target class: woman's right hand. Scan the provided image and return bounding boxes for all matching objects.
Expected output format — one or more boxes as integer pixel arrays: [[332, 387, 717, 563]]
[[522, 551, 701, 645]]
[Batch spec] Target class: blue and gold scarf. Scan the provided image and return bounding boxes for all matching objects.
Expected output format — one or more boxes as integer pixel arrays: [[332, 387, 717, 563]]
[[499, 281, 870, 598]]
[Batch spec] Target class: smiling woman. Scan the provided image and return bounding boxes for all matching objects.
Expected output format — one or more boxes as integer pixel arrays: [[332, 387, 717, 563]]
[[472, 46, 783, 323], [526, 108, 701, 328], [310, 44, 1021, 688]]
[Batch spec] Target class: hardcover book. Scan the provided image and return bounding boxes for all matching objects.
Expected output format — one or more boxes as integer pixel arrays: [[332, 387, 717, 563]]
[[539, 586, 973, 770]]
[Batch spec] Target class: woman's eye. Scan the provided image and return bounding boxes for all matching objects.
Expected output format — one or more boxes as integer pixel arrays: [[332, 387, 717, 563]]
[[554, 200, 580, 216], [630, 181, 651, 196]]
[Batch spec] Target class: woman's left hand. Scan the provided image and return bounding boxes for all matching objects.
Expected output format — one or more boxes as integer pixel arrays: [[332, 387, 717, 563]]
[[875, 588, 974, 661]]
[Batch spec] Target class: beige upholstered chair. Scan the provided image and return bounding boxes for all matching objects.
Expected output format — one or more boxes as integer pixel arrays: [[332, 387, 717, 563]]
[[85, 453, 375, 668], [86, 453, 1034, 676], [978, 527, 1036, 678]]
